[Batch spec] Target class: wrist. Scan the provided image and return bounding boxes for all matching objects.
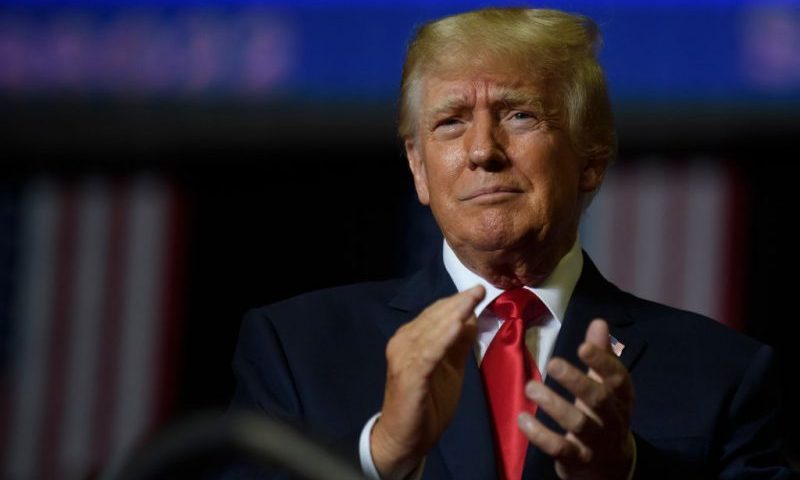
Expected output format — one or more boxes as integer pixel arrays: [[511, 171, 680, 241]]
[[623, 430, 636, 480], [370, 418, 422, 480]]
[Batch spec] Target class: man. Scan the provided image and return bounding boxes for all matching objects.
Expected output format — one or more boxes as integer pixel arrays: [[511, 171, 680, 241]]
[[230, 7, 793, 479]]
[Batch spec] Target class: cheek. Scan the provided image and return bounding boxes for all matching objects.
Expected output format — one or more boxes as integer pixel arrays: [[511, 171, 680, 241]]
[[424, 143, 465, 197], [514, 142, 582, 212], [522, 135, 581, 182]]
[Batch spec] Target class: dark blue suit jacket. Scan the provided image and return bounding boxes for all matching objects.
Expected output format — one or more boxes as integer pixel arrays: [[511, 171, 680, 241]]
[[230, 253, 793, 479]]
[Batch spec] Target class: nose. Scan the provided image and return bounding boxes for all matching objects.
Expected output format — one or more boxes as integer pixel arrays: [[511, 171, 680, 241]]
[[466, 112, 508, 171]]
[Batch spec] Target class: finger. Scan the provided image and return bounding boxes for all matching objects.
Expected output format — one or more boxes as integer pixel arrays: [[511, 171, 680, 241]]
[[446, 313, 479, 363], [545, 358, 608, 423], [578, 343, 635, 406], [544, 358, 633, 462], [410, 286, 485, 342], [553, 435, 594, 480], [454, 285, 486, 325], [462, 284, 486, 303], [517, 412, 585, 462], [547, 356, 634, 433], [422, 285, 484, 319], [441, 288, 484, 368], [581, 319, 611, 385], [584, 318, 612, 352], [389, 287, 484, 372], [429, 285, 485, 334], [578, 343, 624, 382], [439, 286, 485, 348], [525, 381, 602, 439]]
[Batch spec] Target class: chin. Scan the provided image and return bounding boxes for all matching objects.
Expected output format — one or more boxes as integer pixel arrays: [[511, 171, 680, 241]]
[[455, 225, 526, 253]]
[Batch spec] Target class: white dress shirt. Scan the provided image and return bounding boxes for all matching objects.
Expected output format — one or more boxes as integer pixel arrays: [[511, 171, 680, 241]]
[[444, 238, 583, 370], [359, 238, 584, 479]]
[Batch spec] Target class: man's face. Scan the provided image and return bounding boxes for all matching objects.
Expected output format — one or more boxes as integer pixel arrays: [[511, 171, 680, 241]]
[[405, 66, 605, 263]]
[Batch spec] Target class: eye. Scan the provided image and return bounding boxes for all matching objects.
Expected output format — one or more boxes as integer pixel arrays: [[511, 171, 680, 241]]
[[504, 111, 540, 131], [435, 117, 461, 128], [510, 111, 535, 121]]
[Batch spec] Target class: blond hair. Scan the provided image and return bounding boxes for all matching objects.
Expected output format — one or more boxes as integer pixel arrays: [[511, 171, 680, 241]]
[[398, 7, 617, 165]]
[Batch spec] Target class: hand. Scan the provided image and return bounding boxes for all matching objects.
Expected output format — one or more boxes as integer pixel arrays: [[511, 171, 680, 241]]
[[517, 319, 636, 480], [371, 286, 485, 480]]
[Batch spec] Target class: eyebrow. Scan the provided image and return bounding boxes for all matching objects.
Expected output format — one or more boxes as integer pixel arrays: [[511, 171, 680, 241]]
[[427, 94, 472, 119], [426, 89, 546, 119], [494, 89, 546, 111]]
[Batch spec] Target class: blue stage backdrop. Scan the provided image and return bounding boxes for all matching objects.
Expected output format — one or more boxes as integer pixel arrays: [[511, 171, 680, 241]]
[[1, 1, 798, 103]]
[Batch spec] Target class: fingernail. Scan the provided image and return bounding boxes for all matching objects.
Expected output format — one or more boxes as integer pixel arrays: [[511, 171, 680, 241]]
[[525, 382, 543, 401], [518, 412, 534, 431], [549, 359, 565, 377]]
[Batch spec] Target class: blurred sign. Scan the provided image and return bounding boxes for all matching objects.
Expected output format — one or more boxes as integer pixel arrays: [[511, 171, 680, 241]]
[[0, 9, 297, 98], [0, 3, 798, 101]]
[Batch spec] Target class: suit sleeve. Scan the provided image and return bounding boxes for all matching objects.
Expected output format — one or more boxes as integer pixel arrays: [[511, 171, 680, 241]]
[[633, 345, 794, 479], [229, 308, 304, 423], [226, 308, 365, 477], [716, 345, 793, 479], [215, 308, 304, 479]]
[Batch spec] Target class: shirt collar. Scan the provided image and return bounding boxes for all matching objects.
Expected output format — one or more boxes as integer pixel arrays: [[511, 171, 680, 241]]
[[442, 237, 583, 324]]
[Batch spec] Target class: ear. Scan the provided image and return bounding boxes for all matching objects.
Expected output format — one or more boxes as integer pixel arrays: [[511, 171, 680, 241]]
[[405, 137, 431, 205], [578, 153, 609, 194]]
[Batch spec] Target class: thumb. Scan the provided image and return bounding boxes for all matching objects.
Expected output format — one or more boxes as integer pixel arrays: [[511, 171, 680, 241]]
[[585, 318, 611, 352], [584, 319, 611, 383]]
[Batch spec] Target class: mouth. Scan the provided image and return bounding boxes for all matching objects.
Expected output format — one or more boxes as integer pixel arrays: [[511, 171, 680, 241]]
[[460, 186, 523, 202]]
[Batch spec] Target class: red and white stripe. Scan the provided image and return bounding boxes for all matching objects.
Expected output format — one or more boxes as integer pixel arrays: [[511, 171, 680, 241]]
[[582, 159, 745, 329], [2, 175, 183, 480]]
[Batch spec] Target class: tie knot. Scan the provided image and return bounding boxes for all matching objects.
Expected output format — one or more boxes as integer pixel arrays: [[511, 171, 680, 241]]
[[490, 287, 545, 324]]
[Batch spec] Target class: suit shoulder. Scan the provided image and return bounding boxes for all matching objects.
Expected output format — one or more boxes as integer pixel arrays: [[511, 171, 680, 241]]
[[243, 278, 404, 329], [620, 290, 766, 360]]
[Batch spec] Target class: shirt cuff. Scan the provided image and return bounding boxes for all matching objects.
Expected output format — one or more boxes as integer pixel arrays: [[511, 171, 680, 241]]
[[359, 413, 384, 480], [358, 412, 425, 480]]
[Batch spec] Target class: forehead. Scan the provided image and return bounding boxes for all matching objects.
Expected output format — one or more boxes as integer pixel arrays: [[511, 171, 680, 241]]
[[418, 65, 548, 111]]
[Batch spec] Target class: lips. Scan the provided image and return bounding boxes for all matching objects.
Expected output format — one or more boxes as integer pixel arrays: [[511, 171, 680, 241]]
[[461, 185, 522, 202], [460, 186, 523, 201]]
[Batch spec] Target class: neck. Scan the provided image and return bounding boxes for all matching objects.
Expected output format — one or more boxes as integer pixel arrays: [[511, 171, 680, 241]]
[[449, 232, 576, 289]]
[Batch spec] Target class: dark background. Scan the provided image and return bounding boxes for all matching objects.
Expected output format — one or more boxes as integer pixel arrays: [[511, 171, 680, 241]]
[[2, 1, 800, 477], [8, 98, 798, 459]]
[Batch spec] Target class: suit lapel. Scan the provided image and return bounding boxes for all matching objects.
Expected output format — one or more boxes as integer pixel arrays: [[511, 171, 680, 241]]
[[382, 252, 649, 480], [381, 251, 455, 338], [522, 252, 648, 478], [386, 254, 498, 480], [435, 356, 498, 480]]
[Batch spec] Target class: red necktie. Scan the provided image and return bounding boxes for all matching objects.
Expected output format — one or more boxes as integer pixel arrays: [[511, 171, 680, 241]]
[[480, 288, 545, 480]]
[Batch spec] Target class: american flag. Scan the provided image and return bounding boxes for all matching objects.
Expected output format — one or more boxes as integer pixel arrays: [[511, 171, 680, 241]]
[[609, 335, 625, 357], [581, 158, 745, 330], [0, 175, 184, 480]]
